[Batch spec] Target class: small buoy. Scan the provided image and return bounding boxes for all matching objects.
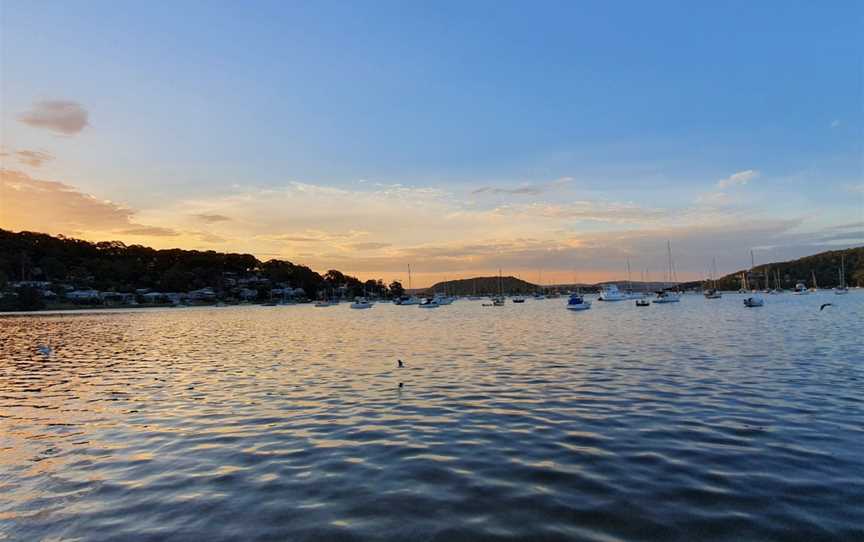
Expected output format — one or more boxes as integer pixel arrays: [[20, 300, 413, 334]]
[[397, 359, 404, 368], [398, 382, 404, 388]]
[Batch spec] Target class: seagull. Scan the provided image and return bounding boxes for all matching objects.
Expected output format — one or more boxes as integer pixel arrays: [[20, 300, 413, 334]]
[[397, 359, 404, 368], [820, 303, 833, 311]]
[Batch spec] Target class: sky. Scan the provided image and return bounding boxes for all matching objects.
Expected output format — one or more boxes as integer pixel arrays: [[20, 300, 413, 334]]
[[1, 1, 862, 286]]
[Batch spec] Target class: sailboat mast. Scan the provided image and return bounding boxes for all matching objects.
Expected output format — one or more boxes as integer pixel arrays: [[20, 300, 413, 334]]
[[627, 259, 632, 293], [667, 241, 673, 290]]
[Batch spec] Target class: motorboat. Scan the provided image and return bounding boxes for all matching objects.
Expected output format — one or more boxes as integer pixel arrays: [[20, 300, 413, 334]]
[[512, 295, 526, 303], [565, 293, 591, 311], [598, 284, 628, 301], [635, 298, 650, 307], [350, 297, 373, 309], [418, 298, 440, 308], [793, 282, 809, 295], [395, 295, 421, 305], [314, 300, 335, 307], [652, 290, 681, 304]]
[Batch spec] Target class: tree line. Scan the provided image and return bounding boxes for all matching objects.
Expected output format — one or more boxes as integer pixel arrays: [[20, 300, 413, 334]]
[[0, 229, 405, 308]]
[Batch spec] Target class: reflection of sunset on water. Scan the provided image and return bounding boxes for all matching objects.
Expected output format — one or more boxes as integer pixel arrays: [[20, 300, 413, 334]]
[[2, 297, 862, 539]]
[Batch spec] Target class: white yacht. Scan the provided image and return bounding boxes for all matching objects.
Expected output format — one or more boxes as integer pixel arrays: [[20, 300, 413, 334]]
[[793, 282, 809, 295], [512, 295, 526, 303], [653, 290, 681, 303], [565, 292, 591, 311], [598, 284, 628, 301]]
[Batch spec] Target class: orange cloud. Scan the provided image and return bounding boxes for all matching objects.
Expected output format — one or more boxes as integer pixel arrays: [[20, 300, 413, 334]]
[[0, 169, 171, 239]]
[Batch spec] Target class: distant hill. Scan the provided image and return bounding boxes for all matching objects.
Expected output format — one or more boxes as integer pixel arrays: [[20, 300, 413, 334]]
[[682, 246, 863, 290], [426, 276, 538, 295]]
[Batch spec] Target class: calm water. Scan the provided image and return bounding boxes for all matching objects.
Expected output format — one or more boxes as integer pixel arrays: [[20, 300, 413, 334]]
[[1, 293, 862, 541]]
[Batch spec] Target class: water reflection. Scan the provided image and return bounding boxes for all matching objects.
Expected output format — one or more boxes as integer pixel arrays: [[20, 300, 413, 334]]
[[1, 295, 863, 540]]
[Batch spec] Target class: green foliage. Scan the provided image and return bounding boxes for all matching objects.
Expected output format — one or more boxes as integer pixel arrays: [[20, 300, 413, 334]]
[[430, 276, 538, 295], [388, 280, 405, 298], [0, 229, 368, 300], [687, 247, 864, 290]]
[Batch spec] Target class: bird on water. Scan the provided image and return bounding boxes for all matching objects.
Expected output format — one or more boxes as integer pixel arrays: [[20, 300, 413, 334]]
[[820, 303, 833, 311], [397, 359, 404, 368]]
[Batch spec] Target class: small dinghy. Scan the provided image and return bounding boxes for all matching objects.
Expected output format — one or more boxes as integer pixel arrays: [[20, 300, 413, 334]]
[[350, 297, 373, 309], [743, 295, 764, 307]]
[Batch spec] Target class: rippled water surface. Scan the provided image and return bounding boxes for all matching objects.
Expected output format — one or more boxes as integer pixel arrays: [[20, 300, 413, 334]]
[[1, 293, 863, 541]]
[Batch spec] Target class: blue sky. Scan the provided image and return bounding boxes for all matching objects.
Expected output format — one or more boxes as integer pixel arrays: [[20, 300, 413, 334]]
[[1, 1, 862, 284]]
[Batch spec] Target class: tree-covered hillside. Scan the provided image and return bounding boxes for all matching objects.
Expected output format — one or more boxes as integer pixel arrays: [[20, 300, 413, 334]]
[[0, 229, 384, 302], [686, 246, 863, 290], [427, 276, 538, 295]]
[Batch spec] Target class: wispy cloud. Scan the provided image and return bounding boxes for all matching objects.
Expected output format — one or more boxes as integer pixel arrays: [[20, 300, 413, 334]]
[[2, 169, 185, 241], [117, 226, 180, 237], [17, 100, 89, 135], [193, 213, 231, 223], [15, 149, 54, 168], [717, 169, 759, 189], [471, 177, 574, 197]]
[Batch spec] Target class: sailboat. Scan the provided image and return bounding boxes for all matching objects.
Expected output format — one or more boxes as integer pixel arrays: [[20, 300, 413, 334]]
[[532, 269, 546, 299], [770, 269, 783, 294], [395, 265, 421, 305], [809, 270, 819, 293], [653, 241, 681, 303], [835, 254, 849, 295], [704, 257, 722, 299], [743, 251, 764, 307], [484, 269, 506, 306]]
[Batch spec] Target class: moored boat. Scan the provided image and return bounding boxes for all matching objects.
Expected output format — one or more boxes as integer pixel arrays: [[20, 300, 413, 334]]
[[350, 297, 373, 309], [598, 284, 628, 301], [565, 293, 591, 311]]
